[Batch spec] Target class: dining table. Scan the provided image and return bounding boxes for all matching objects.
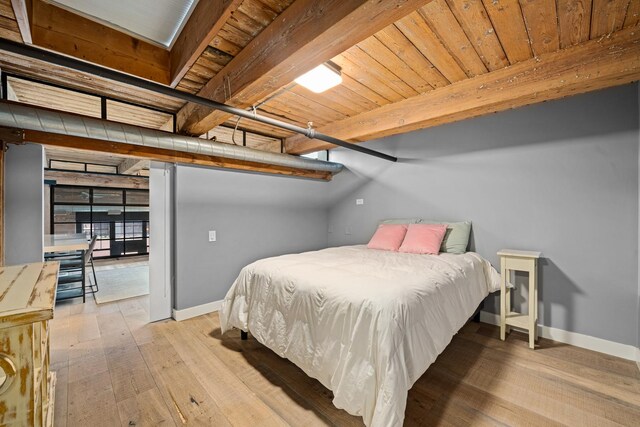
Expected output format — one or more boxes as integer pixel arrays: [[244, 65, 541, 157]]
[[43, 233, 89, 253]]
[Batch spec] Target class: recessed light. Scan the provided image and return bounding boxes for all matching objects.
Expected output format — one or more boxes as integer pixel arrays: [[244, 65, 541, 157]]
[[294, 62, 342, 93]]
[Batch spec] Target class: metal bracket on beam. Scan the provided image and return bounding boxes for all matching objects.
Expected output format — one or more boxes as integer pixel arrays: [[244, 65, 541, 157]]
[[0, 127, 25, 145]]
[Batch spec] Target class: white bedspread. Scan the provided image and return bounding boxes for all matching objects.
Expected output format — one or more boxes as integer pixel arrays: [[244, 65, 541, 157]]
[[220, 245, 500, 426]]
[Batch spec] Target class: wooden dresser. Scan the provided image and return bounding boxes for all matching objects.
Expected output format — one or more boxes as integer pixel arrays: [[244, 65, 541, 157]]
[[0, 262, 59, 426]]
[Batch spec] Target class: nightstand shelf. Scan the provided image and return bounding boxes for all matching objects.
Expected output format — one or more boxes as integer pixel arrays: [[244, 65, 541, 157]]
[[498, 249, 541, 349], [504, 312, 529, 329]]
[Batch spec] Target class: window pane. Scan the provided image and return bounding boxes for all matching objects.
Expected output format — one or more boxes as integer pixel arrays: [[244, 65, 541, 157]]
[[8, 76, 101, 118], [92, 205, 124, 221], [53, 223, 79, 234], [124, 222, 145, 239], [53, 205, 91, 223], [50, 160, 85, 171], [91, 223, 110, 239], [50, 184, 148, 259], [125, 206, 149, 221], [54, 187, 90, 204], [114, 222, 125, 239], [126, 190, 149, 205], [107, 99, 173, 130], [86, 164, 118, 174], [93, 188, 123, 204]]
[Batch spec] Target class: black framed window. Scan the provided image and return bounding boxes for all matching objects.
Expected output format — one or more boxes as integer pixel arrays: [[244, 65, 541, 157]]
[[51, 185, 149, 258]]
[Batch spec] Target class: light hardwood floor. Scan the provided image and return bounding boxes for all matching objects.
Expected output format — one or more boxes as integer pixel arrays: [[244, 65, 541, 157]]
[[50, 295, 640, 426]]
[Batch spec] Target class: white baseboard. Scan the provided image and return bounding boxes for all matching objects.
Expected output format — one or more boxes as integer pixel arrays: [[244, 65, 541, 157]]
[[172, 299, 223, 321], [636, 347, 640, 372], [479, 311, 637, 361]]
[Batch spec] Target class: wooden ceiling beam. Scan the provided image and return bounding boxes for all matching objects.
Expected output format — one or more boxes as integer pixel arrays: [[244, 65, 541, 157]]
[[169, 0, 243, 87], [29, 0, 170, 84], [118, 158, 148, 175], [285, 26, 640, 154], [10, 0, 31, 44], [4, 128, 332, 180], [175, 0, 434, 136], [44, 169, 149, 189]]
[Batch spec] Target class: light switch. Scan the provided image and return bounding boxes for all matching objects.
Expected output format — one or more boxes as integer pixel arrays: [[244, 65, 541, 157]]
[[209, 230, 217, 242], [356, 199, 364, 205]]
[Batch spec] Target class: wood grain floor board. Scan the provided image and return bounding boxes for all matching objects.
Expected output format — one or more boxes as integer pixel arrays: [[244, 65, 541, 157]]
[[49, 295, 640, 426]]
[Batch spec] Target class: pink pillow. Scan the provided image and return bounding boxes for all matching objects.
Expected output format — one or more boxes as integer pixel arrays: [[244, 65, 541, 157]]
[[367, 224, 408, 251], [399, 224, 448, 254]]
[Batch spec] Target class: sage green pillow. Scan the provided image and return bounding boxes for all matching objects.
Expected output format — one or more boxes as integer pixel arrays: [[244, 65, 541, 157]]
[[420, 220, 472, 254], [380, 218, 421, 225]]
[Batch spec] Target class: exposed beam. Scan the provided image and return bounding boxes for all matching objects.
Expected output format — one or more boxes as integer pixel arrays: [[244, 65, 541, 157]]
[[169, 0, 243, 87], [118, 158, 148, 175], [8, 129, 332, 180], [0, 141, 4, 266], [0, 38, 396, 162], [10, 0, 32, 44], [176, 0, 433, 136], [30, 0, 170, 84], [44, 169, 148, 189], [285, 26, 640, 154]]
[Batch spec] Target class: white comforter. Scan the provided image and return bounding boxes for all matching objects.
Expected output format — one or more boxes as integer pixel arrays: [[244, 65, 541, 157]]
[[220, 245, 500, 426]]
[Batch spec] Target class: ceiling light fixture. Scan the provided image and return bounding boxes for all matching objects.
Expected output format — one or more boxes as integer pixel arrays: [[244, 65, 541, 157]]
[[294, 62, 342, 93]]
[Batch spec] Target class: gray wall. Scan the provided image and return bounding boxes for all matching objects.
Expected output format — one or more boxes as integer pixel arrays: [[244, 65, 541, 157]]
[[327, 84, 639, 346], [174, 165, 331, 310], [5, 143, 44, 265]]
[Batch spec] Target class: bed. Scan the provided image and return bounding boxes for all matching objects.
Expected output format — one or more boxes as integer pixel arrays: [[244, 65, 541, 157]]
[[220, 245, 500, 426]]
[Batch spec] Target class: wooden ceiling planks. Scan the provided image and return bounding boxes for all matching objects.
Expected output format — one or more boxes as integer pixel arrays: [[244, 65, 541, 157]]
[[591, 0, 632, 38], [520, 0, 561, 56], [2, 0, 639, 158], [444, 0, 509, 71], [482, 0, 532, 64], [395, 12, 468, 83], [171, 0, 640, 146], [373, 25, 449, 89], [176, 0, 435, 136], [0, 0, 21, 42], [356, 36, 434, 94], [170, 0, 243, 86], [285, 25, 640, 153], [624, 0, 640, 27], [177, 0, 293, 95], [340, 48, 419, 99], [557, 0, 593, 48], [418, 0, 488, 77]]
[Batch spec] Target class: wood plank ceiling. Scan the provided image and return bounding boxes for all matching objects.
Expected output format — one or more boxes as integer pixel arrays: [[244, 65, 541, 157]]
[[173, 0, 640, 151], [1, 0, 639, 156]]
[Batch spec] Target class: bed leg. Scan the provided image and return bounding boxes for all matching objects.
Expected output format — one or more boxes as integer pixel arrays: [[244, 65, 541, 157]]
[[472, 301, 484, 323], [472, 311, 481, 323], [241, 330, 248, 341]]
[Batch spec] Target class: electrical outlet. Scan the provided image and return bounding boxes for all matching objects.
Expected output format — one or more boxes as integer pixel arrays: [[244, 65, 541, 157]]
[[356, 198, 364, 205], [208, 230, 217, 242]]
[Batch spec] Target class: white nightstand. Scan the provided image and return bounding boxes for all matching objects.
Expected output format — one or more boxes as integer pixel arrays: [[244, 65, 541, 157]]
[[498, 249, 542, 349]]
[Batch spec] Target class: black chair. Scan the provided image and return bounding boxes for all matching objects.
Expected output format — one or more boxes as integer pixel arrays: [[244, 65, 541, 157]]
[[84, 236, 99, 294], [48, 235, 99, 303], [49, 251, 85, 303]]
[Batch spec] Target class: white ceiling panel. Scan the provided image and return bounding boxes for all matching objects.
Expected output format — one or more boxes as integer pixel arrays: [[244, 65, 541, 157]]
[[49, 0, 198, 48]]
